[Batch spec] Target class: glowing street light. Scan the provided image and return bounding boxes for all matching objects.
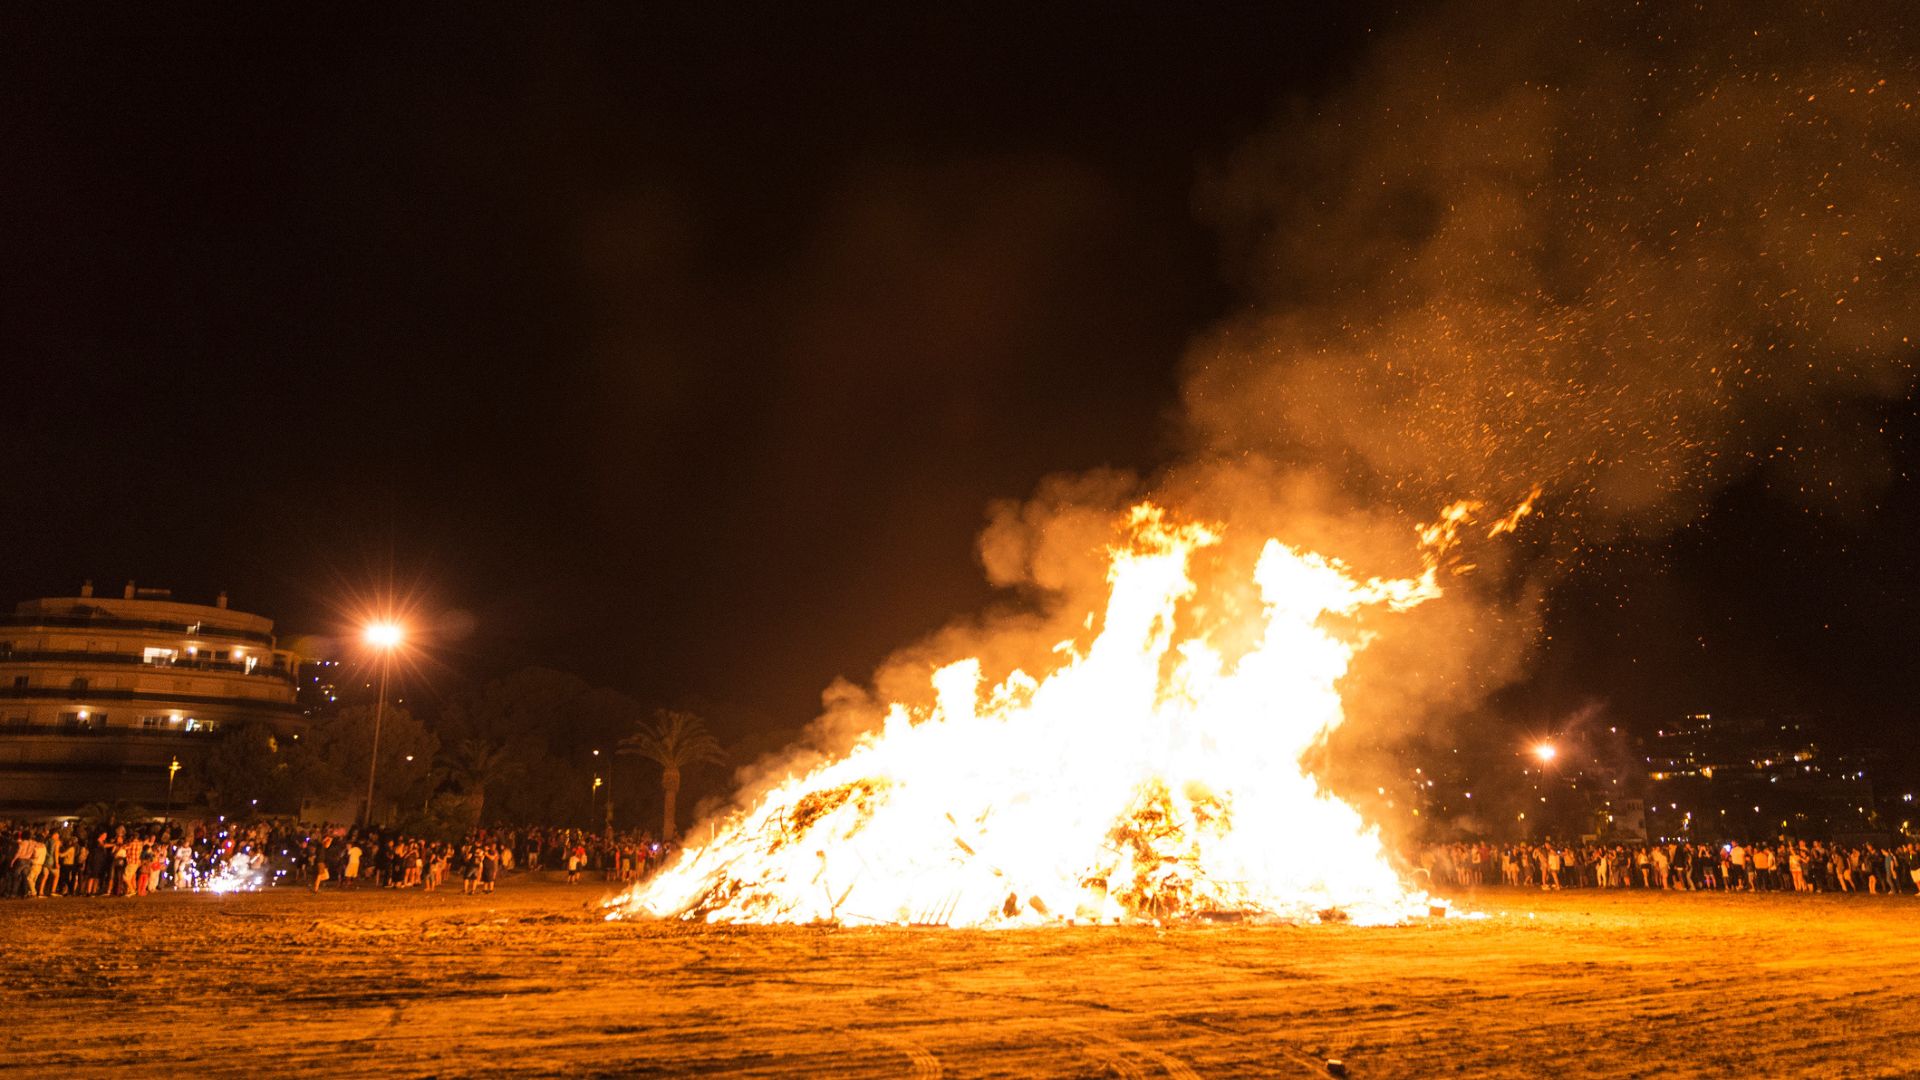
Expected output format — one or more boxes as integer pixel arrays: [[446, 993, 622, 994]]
[[165, 756, 182, 828], [592, 748, 610, 832], [1533, 743, 1558, 764], [361, 620, 406, 827]]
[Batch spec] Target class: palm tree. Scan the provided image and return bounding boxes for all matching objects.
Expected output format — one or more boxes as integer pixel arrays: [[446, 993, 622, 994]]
[[619, 709, 723, 841], [439, 738, 523, 825], [77, 800, 151, 830]]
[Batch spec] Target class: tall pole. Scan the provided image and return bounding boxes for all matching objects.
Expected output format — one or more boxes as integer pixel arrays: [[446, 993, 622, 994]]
[[593, 748, 609, 836], [363, 656, 390, 827]]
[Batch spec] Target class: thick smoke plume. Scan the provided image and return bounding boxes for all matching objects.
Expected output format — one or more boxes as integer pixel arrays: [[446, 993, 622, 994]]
[[1188, 0, 1919, 539], [741, 2, 1919, 825]]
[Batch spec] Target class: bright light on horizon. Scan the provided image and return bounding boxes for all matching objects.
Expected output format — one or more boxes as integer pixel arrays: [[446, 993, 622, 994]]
[[364, 621, 405, 649]]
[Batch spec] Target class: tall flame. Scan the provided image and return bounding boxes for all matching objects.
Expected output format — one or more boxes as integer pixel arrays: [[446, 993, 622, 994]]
[[608, 502, 1472, 927]]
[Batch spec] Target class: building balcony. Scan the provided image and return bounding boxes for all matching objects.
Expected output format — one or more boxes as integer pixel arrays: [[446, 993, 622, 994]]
[[0, 649, 295, 683], [0, 720, 224, 738], [0, 611, 274, 645], [0, 684, 303, 715]]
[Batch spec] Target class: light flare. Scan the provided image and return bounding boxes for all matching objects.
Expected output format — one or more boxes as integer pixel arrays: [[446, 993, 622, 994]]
[[204, 850, 265, 893], [609, 501, 1482, 927]]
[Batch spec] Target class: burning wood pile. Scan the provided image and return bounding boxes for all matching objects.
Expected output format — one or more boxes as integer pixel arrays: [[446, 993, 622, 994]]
[[608, 502, 1514, 928]]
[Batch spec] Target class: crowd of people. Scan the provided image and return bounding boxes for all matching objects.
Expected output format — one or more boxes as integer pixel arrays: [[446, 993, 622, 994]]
[[1416, 839, 1920, 894], [2, 818, 678, 900], [16, 819, 1920, 903]]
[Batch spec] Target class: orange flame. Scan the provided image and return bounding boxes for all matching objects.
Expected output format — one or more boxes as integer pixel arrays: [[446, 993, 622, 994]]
[[1485, 487, 1541, 538], [608, 501, 1486, 927]]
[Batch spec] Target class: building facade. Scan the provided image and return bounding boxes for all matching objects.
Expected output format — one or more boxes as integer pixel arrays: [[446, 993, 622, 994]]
[[0, 582, 303, 817], [1642, 711, 1882, 842]]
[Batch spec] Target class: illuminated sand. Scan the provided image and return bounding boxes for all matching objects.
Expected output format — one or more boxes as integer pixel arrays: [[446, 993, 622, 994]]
[[9, 881, 1920, 1077]]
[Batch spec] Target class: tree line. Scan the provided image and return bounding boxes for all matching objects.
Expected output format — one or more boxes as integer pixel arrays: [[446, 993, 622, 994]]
[[182, 666, 725, 842]]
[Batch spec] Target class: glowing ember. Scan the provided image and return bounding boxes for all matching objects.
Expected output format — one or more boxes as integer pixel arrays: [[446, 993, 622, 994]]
[[609, 501, 1494, 927]]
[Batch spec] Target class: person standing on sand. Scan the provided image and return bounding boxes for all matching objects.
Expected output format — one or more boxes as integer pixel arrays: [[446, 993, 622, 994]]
[[344, 840, 362, 889], [21, 832, 47, 898], [59, 835, 80, 895], [139, 842, 161, 895], [117, 835, 140, 897], [84, 832, 107, 895], [109, 828, 128, 895], [41, 831, 62, 897], [312, 837, 333, 893]]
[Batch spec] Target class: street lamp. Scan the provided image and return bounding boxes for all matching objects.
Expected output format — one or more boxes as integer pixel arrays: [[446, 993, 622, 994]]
[[165, 756, 181, 828], [593, 748, 608, 832], [592, 773, 603, 826], [361, 621, 405, 827], [1533, 742, 1558, 764]]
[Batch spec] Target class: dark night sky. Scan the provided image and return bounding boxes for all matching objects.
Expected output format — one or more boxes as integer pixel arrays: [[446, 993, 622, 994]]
[[2, 5, 1915, 754]]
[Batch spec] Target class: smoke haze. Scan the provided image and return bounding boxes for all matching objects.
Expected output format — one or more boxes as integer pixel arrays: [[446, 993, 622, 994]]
[[1188, 1, 1919, 541], [750, 2, 1920, 818]]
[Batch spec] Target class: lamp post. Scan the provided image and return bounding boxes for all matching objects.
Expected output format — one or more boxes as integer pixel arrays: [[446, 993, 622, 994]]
[[1528, 741, 1559, 839], [165, 756, 181, 828], [361, 622, 404, 827], [592, 774, 603, 828], [593, 747, 608, 833]]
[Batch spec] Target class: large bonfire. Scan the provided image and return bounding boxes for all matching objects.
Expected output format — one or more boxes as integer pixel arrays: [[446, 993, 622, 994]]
[[609, 501, 1511, 927]]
